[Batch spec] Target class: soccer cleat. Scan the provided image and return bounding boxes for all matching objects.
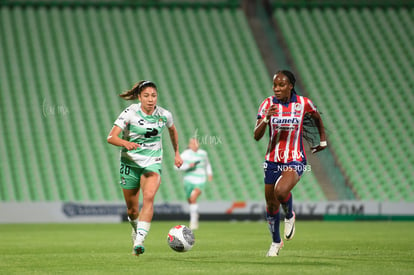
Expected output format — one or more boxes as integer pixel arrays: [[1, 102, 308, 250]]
[[133, 231, 146, 256], [133, 244, 145, 256], [133, 240, 145, 256], [189, 213, 199, 230], [189, 223, 198, 230], [189, 220, 199, 230], [130, 228, 138, 254], [284, 211, 296, 240], [266, 240, 284, 257]]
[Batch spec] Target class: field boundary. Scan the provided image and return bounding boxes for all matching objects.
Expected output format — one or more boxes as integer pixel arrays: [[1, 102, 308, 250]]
[[1, 201, 414, 223]]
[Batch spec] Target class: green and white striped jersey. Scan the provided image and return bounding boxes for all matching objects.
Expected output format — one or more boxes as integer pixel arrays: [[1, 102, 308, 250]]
[[114, 103, 173, 167], [178, 148, 212, 184]]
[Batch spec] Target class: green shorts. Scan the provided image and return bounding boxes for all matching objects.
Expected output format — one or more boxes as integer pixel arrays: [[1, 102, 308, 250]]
[[119, 161, 162, 190], [184, 181, 206, 199]]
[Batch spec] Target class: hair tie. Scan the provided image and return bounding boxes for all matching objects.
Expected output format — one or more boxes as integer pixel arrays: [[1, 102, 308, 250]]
[[138, 81, 153, 90]]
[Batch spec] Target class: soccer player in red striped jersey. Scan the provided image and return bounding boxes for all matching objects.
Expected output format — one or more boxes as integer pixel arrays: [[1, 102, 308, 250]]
[[254, 70, 327, 257]]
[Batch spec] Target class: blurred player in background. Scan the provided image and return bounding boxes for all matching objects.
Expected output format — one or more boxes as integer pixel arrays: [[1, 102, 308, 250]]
[[254, 70, 327, 257], [176, 138, 213, 230], [107, 80, 183, 256]]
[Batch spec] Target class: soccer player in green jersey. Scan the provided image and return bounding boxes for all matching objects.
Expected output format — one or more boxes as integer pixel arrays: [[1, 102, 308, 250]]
[[107, 80, 183, 256], [176, 138, 213, 230]]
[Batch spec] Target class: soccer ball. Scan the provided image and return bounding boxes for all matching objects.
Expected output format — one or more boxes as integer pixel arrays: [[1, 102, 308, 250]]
[[167, 225, 195, 252]]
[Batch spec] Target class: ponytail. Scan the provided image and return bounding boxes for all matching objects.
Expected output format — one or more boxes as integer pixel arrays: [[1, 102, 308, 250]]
[[119, 80, 157, 100]]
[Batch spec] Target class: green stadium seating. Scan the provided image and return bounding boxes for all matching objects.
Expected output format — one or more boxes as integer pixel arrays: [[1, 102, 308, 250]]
[[14, 3, 414, 203], [0, 4, 327, 203], [274, 6, 414, 202]]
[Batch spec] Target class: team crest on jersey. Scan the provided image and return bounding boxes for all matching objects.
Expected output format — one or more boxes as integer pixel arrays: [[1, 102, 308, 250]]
[[294, 103, 302, 111], [157, 118, 166, 128]]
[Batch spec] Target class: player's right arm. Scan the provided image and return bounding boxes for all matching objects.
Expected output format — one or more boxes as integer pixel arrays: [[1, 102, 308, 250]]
[[107, 125, 140, 151], [254, 99, 277, 141]]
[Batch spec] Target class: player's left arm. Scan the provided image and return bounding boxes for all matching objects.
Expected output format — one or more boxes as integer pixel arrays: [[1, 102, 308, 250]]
[[168, 125, 183, 168], [309, 111, 327, 153], [205, 154, 213, 181]]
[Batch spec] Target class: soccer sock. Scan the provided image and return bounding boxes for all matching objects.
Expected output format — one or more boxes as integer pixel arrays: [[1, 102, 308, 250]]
[[281, 192, 293, 219], [128, 216, 138, 233], [266, 208, 281, 243], [189, 203, 199, 223], [136, 221, 151, 243]]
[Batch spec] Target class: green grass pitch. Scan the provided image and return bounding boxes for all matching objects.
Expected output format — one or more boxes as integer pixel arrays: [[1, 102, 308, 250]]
[[0, 221, 413, 274]]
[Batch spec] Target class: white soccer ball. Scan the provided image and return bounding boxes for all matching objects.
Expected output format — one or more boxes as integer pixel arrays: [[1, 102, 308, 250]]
[[167, 225, 195, 252]]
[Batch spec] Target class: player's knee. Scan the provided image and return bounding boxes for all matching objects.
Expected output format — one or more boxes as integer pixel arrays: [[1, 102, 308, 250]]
[[274, 188, 289, 202], [142, 194, 156, 205]]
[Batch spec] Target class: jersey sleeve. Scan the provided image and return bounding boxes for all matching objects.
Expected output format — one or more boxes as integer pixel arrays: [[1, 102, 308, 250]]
[[257, 97, 272, 119], [113, 106, 132, 130], [304, 97, 318, 114], [165, 110, 174, 128]]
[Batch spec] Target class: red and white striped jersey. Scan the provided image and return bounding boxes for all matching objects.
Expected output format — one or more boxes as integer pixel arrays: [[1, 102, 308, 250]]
[[257, 93, 318, 163]]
